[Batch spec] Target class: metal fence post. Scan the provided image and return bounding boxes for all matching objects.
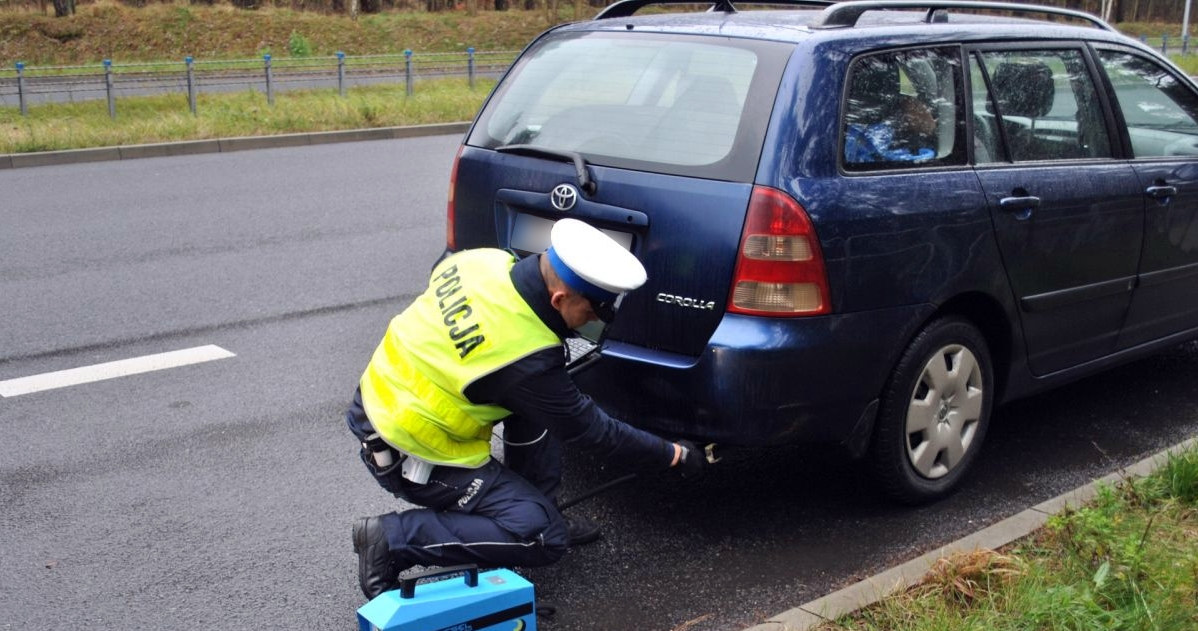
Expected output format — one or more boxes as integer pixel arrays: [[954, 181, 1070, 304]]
[[104, 59, 115, 119], [15, 62, 27, 116], [186, 56, 197, 115], [1162, 34, 1169, 54], [337, 51, 346, 97], [264, 54, 274, 105], [467, 47, 475, 90], [1186, 34, 1191, 55], [405, 49, 413, 96]]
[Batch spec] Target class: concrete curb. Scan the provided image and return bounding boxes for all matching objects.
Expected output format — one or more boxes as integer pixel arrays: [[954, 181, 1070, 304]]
[[743, 434, 1198, 631], [0, 122, 471, 170]]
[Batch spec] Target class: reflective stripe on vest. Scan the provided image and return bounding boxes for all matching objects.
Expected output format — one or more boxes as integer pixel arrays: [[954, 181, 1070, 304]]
[[359, 249, 562, 467]]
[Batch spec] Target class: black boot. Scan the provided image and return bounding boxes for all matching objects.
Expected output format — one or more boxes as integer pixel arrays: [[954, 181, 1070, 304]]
[[564, 514, 602, 547], [353, 516, 400, 599]]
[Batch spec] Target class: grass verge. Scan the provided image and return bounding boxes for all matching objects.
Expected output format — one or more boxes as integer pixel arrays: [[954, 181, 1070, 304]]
[[0, 3, 563, 65], [0, 77, 492, 153], [816, 444, 1198, 631], [1170, 56, 1198, 75]]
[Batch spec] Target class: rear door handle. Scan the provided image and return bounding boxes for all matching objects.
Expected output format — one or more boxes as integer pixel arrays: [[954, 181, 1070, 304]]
[[1146, 185, 1177, 199], [999, 195, 1040, 220]]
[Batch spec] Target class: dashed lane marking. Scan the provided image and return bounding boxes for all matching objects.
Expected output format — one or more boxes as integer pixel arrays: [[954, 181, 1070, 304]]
[[0, 344, 236, 397]]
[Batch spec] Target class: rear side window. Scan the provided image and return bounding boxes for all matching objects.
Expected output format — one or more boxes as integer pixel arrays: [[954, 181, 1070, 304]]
[[842, 47, 967, 171], [1098, 50, 1198, 158], [469, 32, 791, 181], [972, 49, 1111, 162]]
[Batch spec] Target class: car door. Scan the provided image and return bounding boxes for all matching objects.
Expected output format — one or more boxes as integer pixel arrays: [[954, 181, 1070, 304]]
[[969, 46, 1143, 376], [1094, 47, 1198, 349]]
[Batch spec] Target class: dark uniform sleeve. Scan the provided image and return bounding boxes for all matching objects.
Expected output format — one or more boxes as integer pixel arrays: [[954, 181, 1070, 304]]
[[466, 347, 676, 473]]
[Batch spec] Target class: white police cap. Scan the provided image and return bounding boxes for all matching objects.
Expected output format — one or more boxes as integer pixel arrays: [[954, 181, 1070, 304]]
[[545, 219, 647, 321]]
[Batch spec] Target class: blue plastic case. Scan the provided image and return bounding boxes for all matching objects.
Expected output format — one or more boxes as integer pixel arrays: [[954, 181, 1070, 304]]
[[357, 565, 536, 631]]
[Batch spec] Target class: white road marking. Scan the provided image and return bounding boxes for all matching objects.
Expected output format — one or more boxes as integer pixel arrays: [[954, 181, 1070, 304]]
[[0, 345, 236, 397]]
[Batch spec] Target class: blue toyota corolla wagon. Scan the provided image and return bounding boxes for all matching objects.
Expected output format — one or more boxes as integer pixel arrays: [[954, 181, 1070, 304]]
[[444, 0, 1198, 504]]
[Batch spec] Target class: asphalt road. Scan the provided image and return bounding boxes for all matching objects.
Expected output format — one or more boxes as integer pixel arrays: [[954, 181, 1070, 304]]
[[2, 135, 1197, 631]]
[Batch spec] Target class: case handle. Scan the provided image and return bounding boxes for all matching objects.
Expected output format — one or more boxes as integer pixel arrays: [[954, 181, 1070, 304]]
[[399, 564, 479, 599]]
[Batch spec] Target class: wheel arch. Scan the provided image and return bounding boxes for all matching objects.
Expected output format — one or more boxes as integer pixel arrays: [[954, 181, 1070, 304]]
[[931, 291, 1013, 403], [874, 291, 1015, 404], [844, 291, 1011, 460]]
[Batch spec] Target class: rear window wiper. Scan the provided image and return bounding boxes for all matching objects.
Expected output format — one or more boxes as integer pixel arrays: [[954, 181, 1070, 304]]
[[496, 144, 597, 195]]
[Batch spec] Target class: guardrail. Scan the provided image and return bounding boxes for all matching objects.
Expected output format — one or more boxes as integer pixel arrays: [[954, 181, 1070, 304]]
[[1141, 34, 1197, 54], [3, 35, 1188, 118], [0, 49, 519, 117]]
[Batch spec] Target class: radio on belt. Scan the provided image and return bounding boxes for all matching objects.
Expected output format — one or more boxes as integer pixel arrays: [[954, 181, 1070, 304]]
[[356, 564, 537, 631]]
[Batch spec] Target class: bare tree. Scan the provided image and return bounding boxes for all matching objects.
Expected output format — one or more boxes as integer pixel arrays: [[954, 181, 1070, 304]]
[[52, 0, 74, 17]]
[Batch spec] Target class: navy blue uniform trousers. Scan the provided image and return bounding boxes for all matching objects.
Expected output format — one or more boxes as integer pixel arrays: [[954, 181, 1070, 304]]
[[347, 390, 569, 570]]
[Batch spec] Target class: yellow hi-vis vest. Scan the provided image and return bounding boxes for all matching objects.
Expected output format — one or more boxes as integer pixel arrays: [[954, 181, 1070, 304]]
[[359, 249, 562, 468]]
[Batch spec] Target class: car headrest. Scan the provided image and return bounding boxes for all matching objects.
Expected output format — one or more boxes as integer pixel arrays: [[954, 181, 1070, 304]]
[[903, 58, 938, 103], [991, 61, 1054, 118]]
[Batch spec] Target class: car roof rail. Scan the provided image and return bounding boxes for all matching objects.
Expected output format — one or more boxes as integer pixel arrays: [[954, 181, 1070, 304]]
[[811, 0, 1114, 31], [596, 0, 835, 20]]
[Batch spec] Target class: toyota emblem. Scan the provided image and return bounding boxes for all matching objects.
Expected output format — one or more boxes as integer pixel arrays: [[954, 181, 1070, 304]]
[[550, 184, 579, 211]]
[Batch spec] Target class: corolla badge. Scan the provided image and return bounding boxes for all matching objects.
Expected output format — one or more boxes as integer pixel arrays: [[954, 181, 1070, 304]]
[[550, 184, 579, 211], [657, 293, 716, 311]]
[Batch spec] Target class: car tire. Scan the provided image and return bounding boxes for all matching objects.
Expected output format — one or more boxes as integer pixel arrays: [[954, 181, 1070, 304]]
[[870, 316, 993, 505]]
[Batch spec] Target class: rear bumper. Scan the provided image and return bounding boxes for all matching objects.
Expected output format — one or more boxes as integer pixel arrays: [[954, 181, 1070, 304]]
[[572, 304, 934, 446]]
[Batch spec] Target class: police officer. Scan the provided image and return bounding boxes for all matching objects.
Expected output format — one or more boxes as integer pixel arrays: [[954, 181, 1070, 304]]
[[347, 218, 707, 599]]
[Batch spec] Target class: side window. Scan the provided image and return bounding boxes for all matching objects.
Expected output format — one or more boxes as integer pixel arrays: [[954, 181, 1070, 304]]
[[1098, 50, 1198, 157], [842, 47, 966, 171], [975, 49, 1111, 162]]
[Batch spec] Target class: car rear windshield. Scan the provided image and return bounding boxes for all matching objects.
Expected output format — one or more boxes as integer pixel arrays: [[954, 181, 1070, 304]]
[[468, 31, 793, 182]]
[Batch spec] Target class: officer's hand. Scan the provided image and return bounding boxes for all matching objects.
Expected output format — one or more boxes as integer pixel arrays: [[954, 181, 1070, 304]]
[[673, 440, 707, 479]]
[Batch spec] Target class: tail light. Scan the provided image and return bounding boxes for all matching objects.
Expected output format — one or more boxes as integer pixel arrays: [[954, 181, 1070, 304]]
[[728, 186, 830, 316], [446, 145, 464, 251]]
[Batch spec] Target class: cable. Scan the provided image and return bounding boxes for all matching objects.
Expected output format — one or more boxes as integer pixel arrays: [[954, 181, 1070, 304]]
[[557, 473, 639, 511], [495, 428, 548, 446]]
